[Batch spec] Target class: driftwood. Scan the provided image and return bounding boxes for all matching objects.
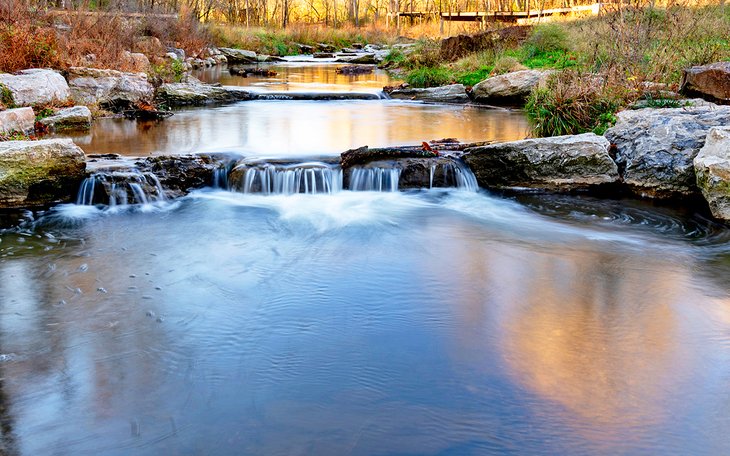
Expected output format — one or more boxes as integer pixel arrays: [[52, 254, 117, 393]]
[[340, 139, 492, 169]]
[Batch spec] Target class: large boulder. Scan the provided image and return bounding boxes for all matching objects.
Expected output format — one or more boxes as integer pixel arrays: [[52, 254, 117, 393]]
[[0, 138, 86, 208], [155, 81, 253, 107], [694, 126, 730, 221], [38, 106, 92, 132], [67, 67, 154, 110], [218, 48, 257, 63], [0, 107, 35, 135], [463, 133, 618, 191], [471, 69, 552, 104], [439, 26, 530, 61], [387, 84, 469, 103], [0, 69, 70, 107], [680, 61, 730, 105], [604, 105, 730, 198]]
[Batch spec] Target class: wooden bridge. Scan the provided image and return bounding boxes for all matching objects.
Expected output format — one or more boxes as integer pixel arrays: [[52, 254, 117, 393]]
[[387, 2, 602, 30]]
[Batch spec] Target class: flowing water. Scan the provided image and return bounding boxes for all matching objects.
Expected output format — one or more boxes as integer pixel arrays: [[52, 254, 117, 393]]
[[3, 63, 730, 455]]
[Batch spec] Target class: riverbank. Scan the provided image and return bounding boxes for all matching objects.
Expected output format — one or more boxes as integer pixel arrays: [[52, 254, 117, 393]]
[[384, 5, 729, 135]]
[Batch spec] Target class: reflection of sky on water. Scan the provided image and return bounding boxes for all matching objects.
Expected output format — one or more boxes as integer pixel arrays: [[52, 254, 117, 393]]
[[1, 191, 730, 454]]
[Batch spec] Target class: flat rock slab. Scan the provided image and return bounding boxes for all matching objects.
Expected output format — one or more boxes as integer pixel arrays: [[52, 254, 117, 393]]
[[0, 138, 86, 208], [0, 69, 70, 107], [604, 105, 730, 198], [218, 48, 258, 63], [155, 82, 253, 107], [694, 126, 730, 221], [463, 133, 618, 191], [680, 61, 730, 105], [252, 92, 382, 101], [388, 84, 469, 103], [39, 106, 92, 132], [0, 107, 35, 135]]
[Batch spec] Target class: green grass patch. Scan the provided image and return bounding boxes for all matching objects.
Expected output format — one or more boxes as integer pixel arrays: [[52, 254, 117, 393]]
[[405, 66, 455, 88], [454, 68, 492, 87]]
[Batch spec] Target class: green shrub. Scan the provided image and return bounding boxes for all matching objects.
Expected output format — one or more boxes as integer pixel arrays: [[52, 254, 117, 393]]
[[525, 24, 569, 58], [525, 71, 622, 137], [0, 83, 15, 109]]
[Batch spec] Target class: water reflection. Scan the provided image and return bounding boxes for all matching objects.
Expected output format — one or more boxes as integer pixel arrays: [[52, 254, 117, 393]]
[[1, 191, 730, 454], [194, 63, 395, 93], [64, 101, 529, 157]]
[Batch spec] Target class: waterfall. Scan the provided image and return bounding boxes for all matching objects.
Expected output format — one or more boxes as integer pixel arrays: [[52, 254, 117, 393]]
[[233, 162, 343, 194], [76, 170, 167, 206], [348, 167, 401, 192], [427, 159, 479, 191], [443, 159, 479, 191], [213, 165, 231, 189]]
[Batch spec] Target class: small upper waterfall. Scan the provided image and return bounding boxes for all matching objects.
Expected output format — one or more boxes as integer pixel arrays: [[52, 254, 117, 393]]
[[231, 162, 343, 194], [348, 167, 402, 192], [430, 159, 479, 191], [77, 170, 167, 206]]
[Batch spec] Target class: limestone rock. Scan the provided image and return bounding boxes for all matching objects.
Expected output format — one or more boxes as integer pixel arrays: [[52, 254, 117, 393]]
[[0, 138, 86, 207], [680, 61, 730, 105], [39, 106, 92, 132], [471, 69, 552, 103], [388, 84, 469, 103], [604, 105, 730, 198], [218, 48, 257, 63], [0, 69, 70, 107], [0, 107, 35, 135], [694, 126, 730, 220], [67, 67, 154, 110], [463, 133, 618, 190]]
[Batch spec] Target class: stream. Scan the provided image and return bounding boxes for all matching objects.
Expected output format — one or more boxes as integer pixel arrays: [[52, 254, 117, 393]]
[[1, 63, 730, 455]]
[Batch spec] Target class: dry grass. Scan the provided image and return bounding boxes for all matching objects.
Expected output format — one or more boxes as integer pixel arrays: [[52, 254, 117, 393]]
[[564, 2, 730, 85]]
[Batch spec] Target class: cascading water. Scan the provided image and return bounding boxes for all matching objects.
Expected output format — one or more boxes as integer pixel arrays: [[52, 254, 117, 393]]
[[348, 167, 402, 192], [429, 159, 479, 191], [232, 162, 343, 194], [76, 170, 167, 206]]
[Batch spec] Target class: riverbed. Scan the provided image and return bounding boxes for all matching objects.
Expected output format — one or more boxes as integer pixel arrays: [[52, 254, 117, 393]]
[[1, 63, 730, 455]]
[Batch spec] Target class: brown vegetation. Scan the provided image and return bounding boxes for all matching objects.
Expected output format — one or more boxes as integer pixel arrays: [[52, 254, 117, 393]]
[[0, 0, 210, 73]]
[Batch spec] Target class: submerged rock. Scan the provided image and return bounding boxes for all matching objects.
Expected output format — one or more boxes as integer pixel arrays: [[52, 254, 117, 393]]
[[0, 138, 86, 208], [0, 69, 70, 107], [463, 133, 618, 191], [155, 80, 253, 107], [471, 69, 552, 104], [680, 61, 730, 105], [0, 107, 35, 135], [604, 105, 730, 198], [39, 106, 92, 132], [694, 126, 730, 221], [67, 67, 154, 111], [387, 84, 469, 103]]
